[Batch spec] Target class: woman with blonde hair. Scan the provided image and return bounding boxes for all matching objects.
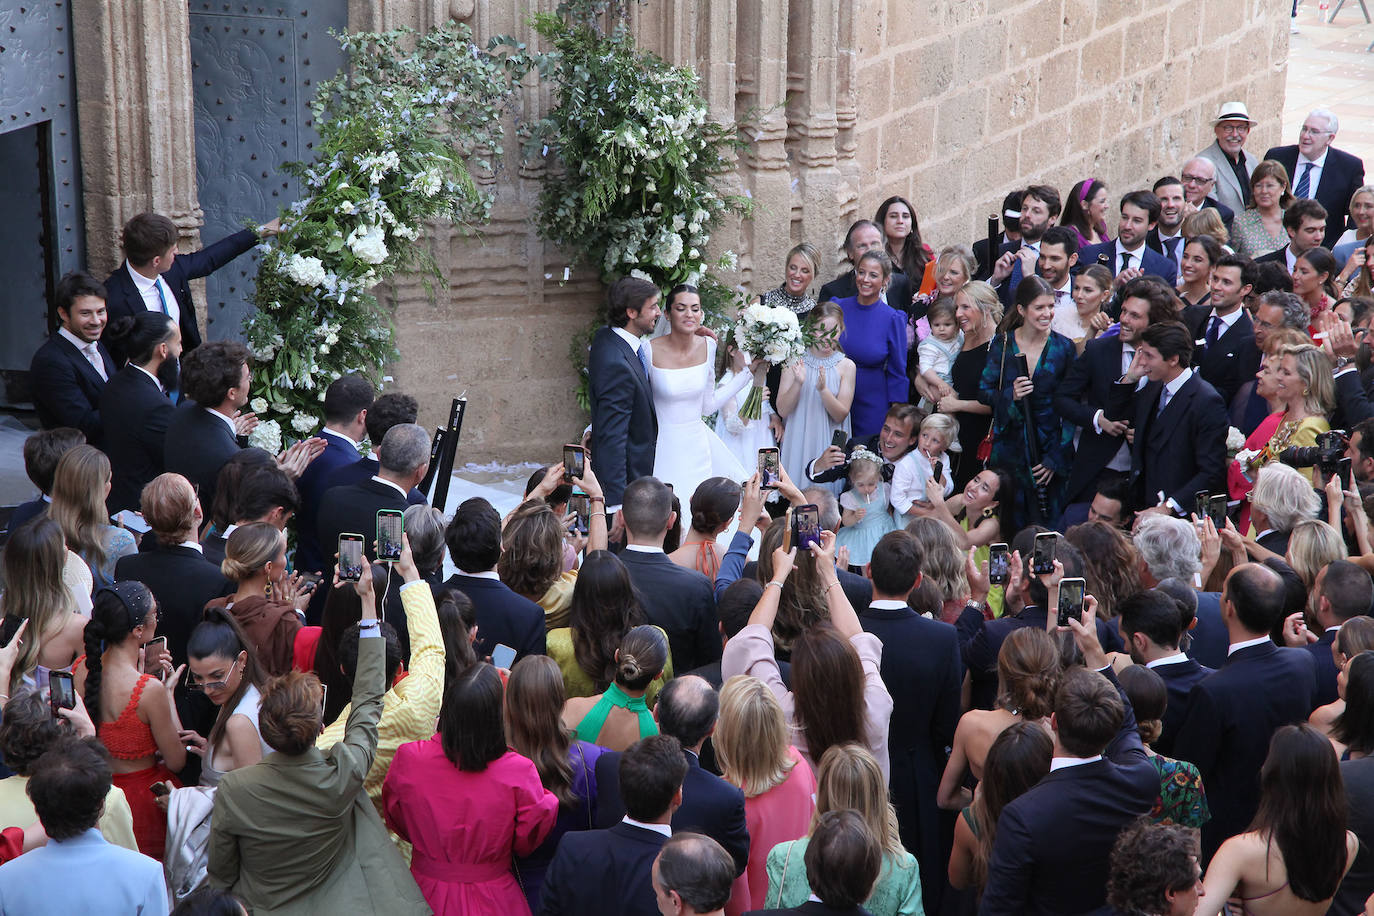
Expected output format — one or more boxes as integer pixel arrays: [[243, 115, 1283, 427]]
[[560, 625, 666, 752], [48, 444, 135, 586], [716, 675, 817, 915], [0, 517, 88, 693], [203, 522, 305, 677], [1237, 344, 1333, 496], [761, 241, 822, 410], [763, 744, 922, 915], [904, 516, 970, 623], [1182, 208, 1231, 251], [1285, 519, 1347, 590], [509, 462, 607, 629], [778, 301, 856, 493], [940, 280, 1001, 490]]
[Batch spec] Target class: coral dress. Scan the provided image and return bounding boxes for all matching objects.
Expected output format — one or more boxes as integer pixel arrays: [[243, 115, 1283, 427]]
[[724, 746, 817, 916], [97, 673, 181, 860], [383, 740, 559, 916]]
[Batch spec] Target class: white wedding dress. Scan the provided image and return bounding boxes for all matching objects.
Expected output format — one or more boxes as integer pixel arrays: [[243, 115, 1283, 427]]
[[649, 336, 752, 501]]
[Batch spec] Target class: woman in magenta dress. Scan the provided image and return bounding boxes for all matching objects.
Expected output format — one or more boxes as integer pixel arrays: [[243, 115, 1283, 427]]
[[383, 663, 559, 916], [836, 248, 908, 438]]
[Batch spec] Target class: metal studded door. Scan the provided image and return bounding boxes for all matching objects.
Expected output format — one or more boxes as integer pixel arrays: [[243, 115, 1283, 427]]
[[188, 1, 347, 341], [0, 1, 84, 393]]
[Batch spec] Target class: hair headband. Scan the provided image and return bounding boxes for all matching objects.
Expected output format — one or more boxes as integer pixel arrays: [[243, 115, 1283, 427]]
[[1080, 179, 1097, 204], [97, 581, 152, 631]]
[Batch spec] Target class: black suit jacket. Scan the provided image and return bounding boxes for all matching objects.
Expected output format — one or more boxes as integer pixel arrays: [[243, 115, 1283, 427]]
[[859, 605, 962, 914], [1187, 592, 1231, 670], [592, 749, 749, 875], [1256, 528, 1291, 558], [538, 821, 666, 916], [1054, 335, 1129, 505], [1254, 246, 1290, 267], [1149, 657, 1213, 758], [588, 326, 657, 509], [1181, 305, 1257, 407], [100, 366, 174, 513], [312, 478, 413, 626], [115, 544, 232, 667], [1334, 756, 1374, 914], [164, 403, 243, 519], [7, 499, 47, 534], [28, 333, 116, 445], [441, 573, 547, 662], [1079, 240, 1179, 287], [1304, 627, 1341, 708], [979, 667, 1158, 915], [1264, 144, 1367, 248], [618, 549, 721, 673], [819, 270, 914, 315], [961, 605, 1123, 711], [1109, 370, 1228, 512], [320, 456, 426, 504], [293, 432, 364, 574], [102, 229, 258, 351], [1172, 639, 1319, 859], [805, 435, 898, 489]]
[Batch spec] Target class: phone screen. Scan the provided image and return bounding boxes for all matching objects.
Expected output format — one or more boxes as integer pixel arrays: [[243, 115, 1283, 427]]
[[989, 543, 1010, 586], [793, 505, 822, 552], [492, 643, 517, 670], [1194, 490, 1209, 522], [339, 534, 365, 581], [1058, 578, 1085, 628], [376, 510, 403, 562], [567, 493, 590, 535], [48, 670, 75, 714], [1340, 457, 1354, 493], [1032, 533, 1056, 576], [1208, 495, 1228, 530], [758, 448, 781, 489], [831, 429, 849, 449], [563, 445, 585, 482]]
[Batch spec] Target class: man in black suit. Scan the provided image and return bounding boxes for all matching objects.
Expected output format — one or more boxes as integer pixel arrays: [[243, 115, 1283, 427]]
[[1180, 156, 1236, 229], [164, 340, 252, 517], [1255, 198, 1328, 272], [1057, 278, 1179, 516], [102, 211, 278, 352], [100, 312, 180, 513], [9, 428, 86, 533], [294, 375, 373, 576], [318, 392, 427, 504], [1146, 177, 1189, 265], [1173, 563, 1320, 860], [589, 276, 660, 515], [593, 676, 749, 875], [1283, 559, 1373, 707], [859, 531, 961, 914], [805, 402, 919, 489], [1264, 109, 1367, 248], [540, 734, 688, 916], [1336, 746, 1374, 912], [970, 190, 1023, 280], [28, 272, 116, 446], [1079, 190, 1180, 287], [1109, 320, 1228, 520], [1117, 590, 1213, 757], [651, 833, 735, 916], [202, 464, 298, 569], [618, 477, 720, 673], [979, 613, 1158, 915], [817, 220, 914, 312], [441, 496, 546, 661], [1181, 254, 1257, 405]]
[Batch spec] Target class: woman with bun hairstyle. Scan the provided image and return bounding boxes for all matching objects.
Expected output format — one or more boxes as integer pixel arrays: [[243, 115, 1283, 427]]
[[669, 477, 743, 578], [560, 625, 667, 752], [183, 608, 271, 785], [203, 522, 305, 677], [75, 581, 188, 859], [1117, 664, 1209, 828]]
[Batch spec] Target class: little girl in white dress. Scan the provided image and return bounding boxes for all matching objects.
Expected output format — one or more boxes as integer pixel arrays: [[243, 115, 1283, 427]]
[[835, 447, 897, 568]]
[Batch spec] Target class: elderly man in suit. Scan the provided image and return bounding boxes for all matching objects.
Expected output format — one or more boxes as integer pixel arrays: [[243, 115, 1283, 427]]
[[103, 211, 278, 352], [1079, 191, 1179, 287], [1265, 108, 1367, 248], [100, 312, 180, 514], [589, 276, 661, 516], [1194, 101, 1261, 214], [651, 834, 736, 916], [1180, 157, 1236, 228], [29, 271, 116, 445]]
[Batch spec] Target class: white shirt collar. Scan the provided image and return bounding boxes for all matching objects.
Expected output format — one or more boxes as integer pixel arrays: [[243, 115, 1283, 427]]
[[322, 427, 359, 449], [1050, 754, 1103, 771], [1299, 149, 1329, 169], [1228, 634, 1273, 655], [622, 816, 672, 837], [127, 261, 159, 292], [1208, 306, 1244, 331], [58, 326, 100, 355], [1327, 624, 1342, 634], [1162, 367, 1193, 398], [207, 407, 238, 437], [625, 544, 665, 554], [1117, 239, 1147, 257], [370, 475, 408, 498], [869, 600, 908, 610], [132, 363, 165, 393], [1158, 228, 1184, 242], [1054, 276, 1072, 298], [612, 326, 645, 352], [1145, 651, 1189, 668], [178, 539, 204, 554], [1285, 246, 1299, 273], [1255, 528, 1274, 541], [221, 524, 239, 540], [455, 568, 500, 580]]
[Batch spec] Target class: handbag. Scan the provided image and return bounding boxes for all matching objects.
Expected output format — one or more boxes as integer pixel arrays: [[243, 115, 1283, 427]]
[[977, 333, 1009, 465]]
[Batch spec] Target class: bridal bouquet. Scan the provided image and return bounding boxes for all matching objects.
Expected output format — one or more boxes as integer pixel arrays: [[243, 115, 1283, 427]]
[[733, 303, 809, 420]]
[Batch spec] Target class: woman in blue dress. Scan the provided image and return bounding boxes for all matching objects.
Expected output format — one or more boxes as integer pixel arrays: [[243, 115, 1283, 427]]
[[978, 276, 1075, 530], [836, 249, 908, 439]]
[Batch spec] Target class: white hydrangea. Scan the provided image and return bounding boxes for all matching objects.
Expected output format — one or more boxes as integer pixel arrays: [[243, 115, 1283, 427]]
[[283, 254, 327, 287], [651, 233, 684, 269], [247, 419, 282, 455], [249, 397, 268, 415], [407, 166, 443, 198], [290, 413, 319, 435], [393, 224, 419, 241], [347, 224, 388, 265]]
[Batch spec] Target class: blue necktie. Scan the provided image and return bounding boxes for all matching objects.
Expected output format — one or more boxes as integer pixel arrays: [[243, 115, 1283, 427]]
[[1206, 315, 1222, 349], [637, 343, 652, 386], [153, 279, 170, 316], [1295, 162, 1314, 200], [1164, 237, 1180, 263]]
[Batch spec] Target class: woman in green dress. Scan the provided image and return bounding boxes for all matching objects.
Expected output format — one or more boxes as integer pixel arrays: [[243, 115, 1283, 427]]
[[1119, 664, 1210, 828], [559, 625, 666, 752]]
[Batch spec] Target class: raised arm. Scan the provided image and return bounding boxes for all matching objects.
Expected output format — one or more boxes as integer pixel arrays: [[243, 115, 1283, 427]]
[[810, 530, 863, 640]]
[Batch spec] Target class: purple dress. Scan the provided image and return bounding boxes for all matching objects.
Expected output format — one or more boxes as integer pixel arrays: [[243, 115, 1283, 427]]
[[836, 296, 908, 437], [515, 740, 606, 911]]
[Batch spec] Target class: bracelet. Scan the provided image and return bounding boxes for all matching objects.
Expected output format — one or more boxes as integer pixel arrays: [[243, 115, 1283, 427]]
[[358, 619, 380, 630], [590, 511, 606, 518], [825, 581, 843, 594], [589, 496, 605, 504], [765, 580, 784, 592]]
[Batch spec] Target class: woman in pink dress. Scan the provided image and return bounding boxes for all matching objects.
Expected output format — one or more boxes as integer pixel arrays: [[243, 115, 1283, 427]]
[[383, 663, 559, 915], [713, 674, 817, 916]]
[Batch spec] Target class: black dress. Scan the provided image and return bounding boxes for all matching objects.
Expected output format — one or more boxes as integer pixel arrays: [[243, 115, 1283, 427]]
[[950, 341, 992, 491]]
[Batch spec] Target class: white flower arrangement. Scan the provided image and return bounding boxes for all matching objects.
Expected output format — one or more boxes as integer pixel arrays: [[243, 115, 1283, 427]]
[[732, 304, 810, 419], [290, 413, 319, 435], [247, 419, 282, 455], [284, 254, 327, 287], [346, 224, 388, 265]]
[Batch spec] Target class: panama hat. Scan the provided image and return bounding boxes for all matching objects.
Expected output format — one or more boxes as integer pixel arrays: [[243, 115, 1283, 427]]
[[1211, 101, 1257, 126]]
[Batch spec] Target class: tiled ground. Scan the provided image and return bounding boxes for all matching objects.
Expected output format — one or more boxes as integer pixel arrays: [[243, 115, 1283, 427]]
[[1285, 0, 1374, 167]]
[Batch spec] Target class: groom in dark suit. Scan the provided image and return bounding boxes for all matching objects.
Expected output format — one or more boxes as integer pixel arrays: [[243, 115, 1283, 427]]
[[589, 276, 662, 514]]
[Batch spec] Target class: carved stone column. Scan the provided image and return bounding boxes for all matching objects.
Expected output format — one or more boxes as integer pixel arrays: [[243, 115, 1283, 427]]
[[735, 0, 791, 291]]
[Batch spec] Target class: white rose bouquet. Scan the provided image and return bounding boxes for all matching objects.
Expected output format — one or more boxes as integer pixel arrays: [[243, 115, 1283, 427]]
[[732, 303, 810, 420]]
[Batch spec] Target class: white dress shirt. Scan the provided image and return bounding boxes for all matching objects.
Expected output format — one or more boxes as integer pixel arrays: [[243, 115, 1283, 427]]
[[1145, 651, 1189, 668], [207, 406, 238, 438], [132, 363, 165, 393], [1050, 754, 1103, 772], [58, 327, 107, 381], [1228, 634, 1273, 656], [126, 262, 181, 325], [1294, 149, 1328, 199]]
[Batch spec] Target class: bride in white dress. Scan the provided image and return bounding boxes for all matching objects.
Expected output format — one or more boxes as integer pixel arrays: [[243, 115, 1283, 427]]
[[649, 285, 763, 501]]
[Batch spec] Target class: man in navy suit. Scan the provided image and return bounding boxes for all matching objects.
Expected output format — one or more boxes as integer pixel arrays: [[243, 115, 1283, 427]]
[[1180, 157, 1236, 229], [1265, 109, 1367, 248], [1117, 589, 1213, 757], [588, 276, 660, 516], [1283, 559, 1374, 707], [163, 340, 253, 518], [294, 375, 373, 575], [650, 834, 736, 916], [103, 211, 277, 352], [100, 312, 180, 513], [592, 676, 748, 875], [1146, 176, 1189, 265], [1109, 320, 1228, 520], [859, 531, 961, 914], [1079, 190, 1179, 288], [988, 185, 1060, 310], [441, 496, 546, 661], [618, 477, 720, 673], [978, 609, 1158, 915], [319, 392, 427, 504], [1173, 563, 1320, 861], [540, 734, 687, 916], [1181, 254, 1257, 406], [28, 272, 117, 446], [1255, 199, 1328, 272]]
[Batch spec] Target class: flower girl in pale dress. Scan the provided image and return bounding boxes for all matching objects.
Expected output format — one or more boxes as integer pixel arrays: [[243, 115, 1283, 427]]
[[835, 447, 897, 569]]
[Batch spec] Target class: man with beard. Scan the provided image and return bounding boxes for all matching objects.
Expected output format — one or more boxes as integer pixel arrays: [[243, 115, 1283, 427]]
[[1080, 191, 1179, 287], [100, 312, 182, 513], [164, 340, 253, 517], [1148, 177, 1189, 265], [1115, 590, 1212, 757], [990, 184, 1061, 309], [29, 271, 116, 445]]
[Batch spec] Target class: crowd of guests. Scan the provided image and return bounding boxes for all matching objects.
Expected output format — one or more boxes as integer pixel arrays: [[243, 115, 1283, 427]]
[[3, 100, 1374, 916]]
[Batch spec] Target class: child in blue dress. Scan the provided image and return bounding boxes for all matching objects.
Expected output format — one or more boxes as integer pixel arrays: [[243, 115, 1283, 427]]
[[835, 446, 897, 569]]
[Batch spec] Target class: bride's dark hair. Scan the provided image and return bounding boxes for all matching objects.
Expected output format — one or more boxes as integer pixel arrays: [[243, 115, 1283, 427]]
[[666, 284, 699, 309]]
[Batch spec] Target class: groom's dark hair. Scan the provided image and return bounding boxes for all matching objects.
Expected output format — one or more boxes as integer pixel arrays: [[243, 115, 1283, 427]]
[[622, 477, 673, 539], [608, 276, 662, 328]]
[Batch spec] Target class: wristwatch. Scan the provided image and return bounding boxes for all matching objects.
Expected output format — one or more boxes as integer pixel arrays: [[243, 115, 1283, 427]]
[[1334, 357, 1354, 372], [967, 599, 987, 613]]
